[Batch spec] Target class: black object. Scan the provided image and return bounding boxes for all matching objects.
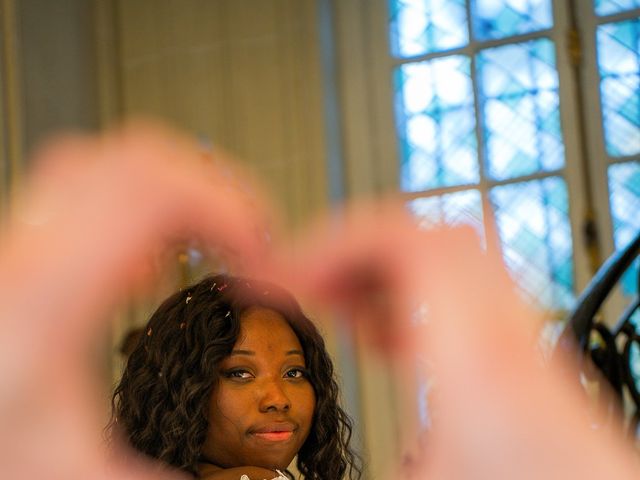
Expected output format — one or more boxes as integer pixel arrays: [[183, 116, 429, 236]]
[[559, 230, 640, 434]]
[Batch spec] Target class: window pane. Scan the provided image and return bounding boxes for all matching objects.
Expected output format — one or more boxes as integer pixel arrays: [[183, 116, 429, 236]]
[[478, 39, 565, 180], [472, 0, 553, 41], [608, 161, 640, 296], [490, 177, 574, 310], [408, 189, 484, 234], [597, 18, 640, 157], [595, 0, 640, 16], [389, 0, 468, 57], [396, 56, 478, 191]]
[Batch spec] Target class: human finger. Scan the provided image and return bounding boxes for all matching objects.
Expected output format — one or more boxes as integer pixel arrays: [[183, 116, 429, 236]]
[[417, 228, 638, 480], [269, 199, 427, 354], [0, 121, 276, 480]]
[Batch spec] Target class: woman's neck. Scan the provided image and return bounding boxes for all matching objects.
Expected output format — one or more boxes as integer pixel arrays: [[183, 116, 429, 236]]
[[197, 460, 222, 477]]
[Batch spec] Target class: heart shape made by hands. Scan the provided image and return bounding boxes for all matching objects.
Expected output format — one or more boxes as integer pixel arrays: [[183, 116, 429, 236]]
[[0, 123, 636, 480]]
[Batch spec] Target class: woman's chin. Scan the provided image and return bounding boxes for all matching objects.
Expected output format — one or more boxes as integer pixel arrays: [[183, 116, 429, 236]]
[[252, 455, 294, 472]]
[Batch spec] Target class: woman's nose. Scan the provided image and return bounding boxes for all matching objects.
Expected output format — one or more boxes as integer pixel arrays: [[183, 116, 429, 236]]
[[258, 379, 291, 412]]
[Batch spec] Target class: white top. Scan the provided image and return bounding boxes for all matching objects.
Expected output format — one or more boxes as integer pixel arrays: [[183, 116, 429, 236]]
[[239, 470, 288, 480]]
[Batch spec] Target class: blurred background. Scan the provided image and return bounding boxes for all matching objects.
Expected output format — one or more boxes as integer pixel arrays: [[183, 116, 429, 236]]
[[0, 0, 638, 477]]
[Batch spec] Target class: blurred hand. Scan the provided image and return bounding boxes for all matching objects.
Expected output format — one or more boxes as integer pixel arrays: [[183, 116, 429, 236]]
[[0, 123, 637, 480], [274, 202, 639, 479], [0, 122, 272, 480]]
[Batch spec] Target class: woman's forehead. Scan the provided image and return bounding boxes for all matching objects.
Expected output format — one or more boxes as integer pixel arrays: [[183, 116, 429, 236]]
[[235, 306, 303, 351]]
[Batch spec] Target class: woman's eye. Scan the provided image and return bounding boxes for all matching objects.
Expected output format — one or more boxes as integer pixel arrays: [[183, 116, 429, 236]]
[[285, 368, 307, 379], [224, 370, 253, 379]]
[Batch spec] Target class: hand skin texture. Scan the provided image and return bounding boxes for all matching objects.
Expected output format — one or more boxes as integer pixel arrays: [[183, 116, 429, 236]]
[[276, 206, 639, 479], [0, 123, 637, 480]]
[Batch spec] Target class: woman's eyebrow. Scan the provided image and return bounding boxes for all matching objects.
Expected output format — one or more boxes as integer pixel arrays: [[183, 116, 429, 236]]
[[230, 349, 254, 356], [229, 349, 304, 356]]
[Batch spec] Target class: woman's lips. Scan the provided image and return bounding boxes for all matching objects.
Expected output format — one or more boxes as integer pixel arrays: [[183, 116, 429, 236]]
[[250, 422, 296, 442], [252, 431, 294, 441]]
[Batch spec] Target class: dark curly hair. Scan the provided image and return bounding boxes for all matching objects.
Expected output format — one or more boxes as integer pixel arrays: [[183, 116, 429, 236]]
[[110, 274, 361, 479]]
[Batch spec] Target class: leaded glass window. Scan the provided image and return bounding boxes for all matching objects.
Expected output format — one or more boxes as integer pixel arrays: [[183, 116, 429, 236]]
[[490, 177, 574, 308], [596, 11, 640, 297], [389, 0, 640, 311], [596, 0, 640, 16], [396, 56, 478, 190], [472, 0, 553, 40], [391, 0, 577, 311], [598, 18, 640, 157], [478, 38, 564, 180], [390, 0, 469, 56]]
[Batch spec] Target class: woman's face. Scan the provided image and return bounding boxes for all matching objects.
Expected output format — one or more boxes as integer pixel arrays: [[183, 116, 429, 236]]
[[201, 306, 316, 470]]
